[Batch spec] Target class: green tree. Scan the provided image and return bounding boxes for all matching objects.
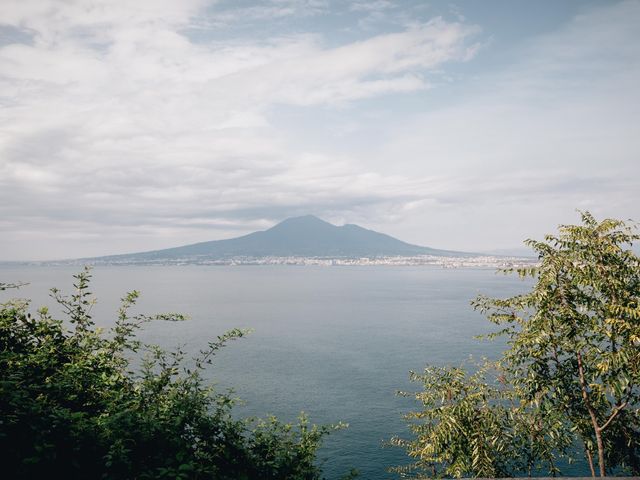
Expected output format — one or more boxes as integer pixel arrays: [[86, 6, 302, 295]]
[[397, 212, 640, 477], [474, 212, 640, 476], [392, 362, 570, 478], [0, 268, 346, 479]]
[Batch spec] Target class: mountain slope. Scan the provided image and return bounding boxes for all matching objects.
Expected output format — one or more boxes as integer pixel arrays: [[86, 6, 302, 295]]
[[93, 215, 470, 262]]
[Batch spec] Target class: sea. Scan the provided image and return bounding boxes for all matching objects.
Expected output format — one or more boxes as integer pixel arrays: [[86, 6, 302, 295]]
[[1, 264, 576, 479]]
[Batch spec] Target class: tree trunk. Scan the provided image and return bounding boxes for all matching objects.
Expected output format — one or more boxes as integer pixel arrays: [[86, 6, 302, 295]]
[[595, 428, 606, 477], [586, 449, 595, 478], [576, 351, 606, 476]]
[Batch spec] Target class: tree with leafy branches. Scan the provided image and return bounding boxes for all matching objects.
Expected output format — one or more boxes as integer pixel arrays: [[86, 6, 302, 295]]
[[0, 268, 352, 479], [398, 212, 640, 477], [474, 211, 640, 476], [392, 361, 571, 478]]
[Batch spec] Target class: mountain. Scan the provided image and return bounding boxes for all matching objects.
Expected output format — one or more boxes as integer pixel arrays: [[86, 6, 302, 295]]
[[87, 215, 472, 264]]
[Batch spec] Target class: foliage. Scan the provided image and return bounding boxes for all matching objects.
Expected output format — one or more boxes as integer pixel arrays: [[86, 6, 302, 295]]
[[475, 211, 640, 476], [392, 362, 571, 478], [0, 268, 344, 479], [0, 281, 26, 291], [398, 212, 640, 477]]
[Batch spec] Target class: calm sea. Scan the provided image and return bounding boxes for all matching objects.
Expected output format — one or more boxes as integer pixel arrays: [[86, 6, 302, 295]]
[[1, 265, 550, 478]]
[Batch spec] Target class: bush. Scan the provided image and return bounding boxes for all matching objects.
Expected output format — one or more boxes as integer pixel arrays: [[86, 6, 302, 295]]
[[0, 268, 343, 479]]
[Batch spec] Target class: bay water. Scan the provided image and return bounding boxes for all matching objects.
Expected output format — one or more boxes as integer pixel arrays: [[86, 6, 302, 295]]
[[1, 265, 534, 478]]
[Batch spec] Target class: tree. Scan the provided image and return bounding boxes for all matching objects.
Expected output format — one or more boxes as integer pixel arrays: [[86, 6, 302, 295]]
[[398, 212, 640, 477], [475, 212, 640, 476], [392, 362, 571, 478], [0, 268, 347, 479]]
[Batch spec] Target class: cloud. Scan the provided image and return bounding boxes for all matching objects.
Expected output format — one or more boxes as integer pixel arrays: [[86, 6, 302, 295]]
[[360, 0, 640, 249], [0, 0, 480, 259], [0, 0, 638, 259], [376, 2, 640, 179], [208, 0, 330, 25], [350, 1, 396, 13]]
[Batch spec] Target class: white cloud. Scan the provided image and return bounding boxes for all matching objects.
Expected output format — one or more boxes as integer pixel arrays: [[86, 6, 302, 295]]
[[208, 0, 330, 25], [361, 0, 640, 249], [0, 0, 638, 260], [0, 0, 479, 259]]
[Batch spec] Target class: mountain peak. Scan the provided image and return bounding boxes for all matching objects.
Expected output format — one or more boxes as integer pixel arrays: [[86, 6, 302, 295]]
[[88, 214, 471, 263], [281, 214, 327, 223], [268, 215, 333, 231]]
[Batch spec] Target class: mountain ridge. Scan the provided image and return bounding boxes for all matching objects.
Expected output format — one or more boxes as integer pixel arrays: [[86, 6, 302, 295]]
[[89, 215, 472, 263]]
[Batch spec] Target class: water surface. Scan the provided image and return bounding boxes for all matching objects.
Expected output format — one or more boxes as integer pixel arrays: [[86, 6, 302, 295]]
[[1, 265, 533, 479]]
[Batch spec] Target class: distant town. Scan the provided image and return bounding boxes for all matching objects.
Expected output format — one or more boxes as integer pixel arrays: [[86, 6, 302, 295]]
[[42, 254, 537, 269]]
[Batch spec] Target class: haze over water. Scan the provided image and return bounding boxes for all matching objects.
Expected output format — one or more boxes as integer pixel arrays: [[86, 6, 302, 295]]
[[1, 264, 540, 479]]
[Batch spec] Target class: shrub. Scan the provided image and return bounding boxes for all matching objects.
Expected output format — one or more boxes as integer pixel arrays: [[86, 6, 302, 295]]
[[0, 268, 343, 479]]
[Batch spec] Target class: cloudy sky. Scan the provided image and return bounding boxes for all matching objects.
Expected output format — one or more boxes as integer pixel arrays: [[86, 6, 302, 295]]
[[1, 0, 638, 260]]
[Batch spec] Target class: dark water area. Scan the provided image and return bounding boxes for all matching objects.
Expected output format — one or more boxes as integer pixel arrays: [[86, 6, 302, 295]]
[[1, 265, 589, 478]]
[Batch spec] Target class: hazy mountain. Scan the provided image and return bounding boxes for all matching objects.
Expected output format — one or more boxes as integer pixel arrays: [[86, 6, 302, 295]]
[[90, 215, 471, 263]]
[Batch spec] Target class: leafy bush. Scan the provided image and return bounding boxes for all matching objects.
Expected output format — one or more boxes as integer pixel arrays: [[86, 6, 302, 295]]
[[0, 268, 343, 479]]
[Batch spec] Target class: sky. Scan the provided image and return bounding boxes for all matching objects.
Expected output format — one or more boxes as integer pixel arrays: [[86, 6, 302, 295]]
[[1, 0, 639, 260]]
